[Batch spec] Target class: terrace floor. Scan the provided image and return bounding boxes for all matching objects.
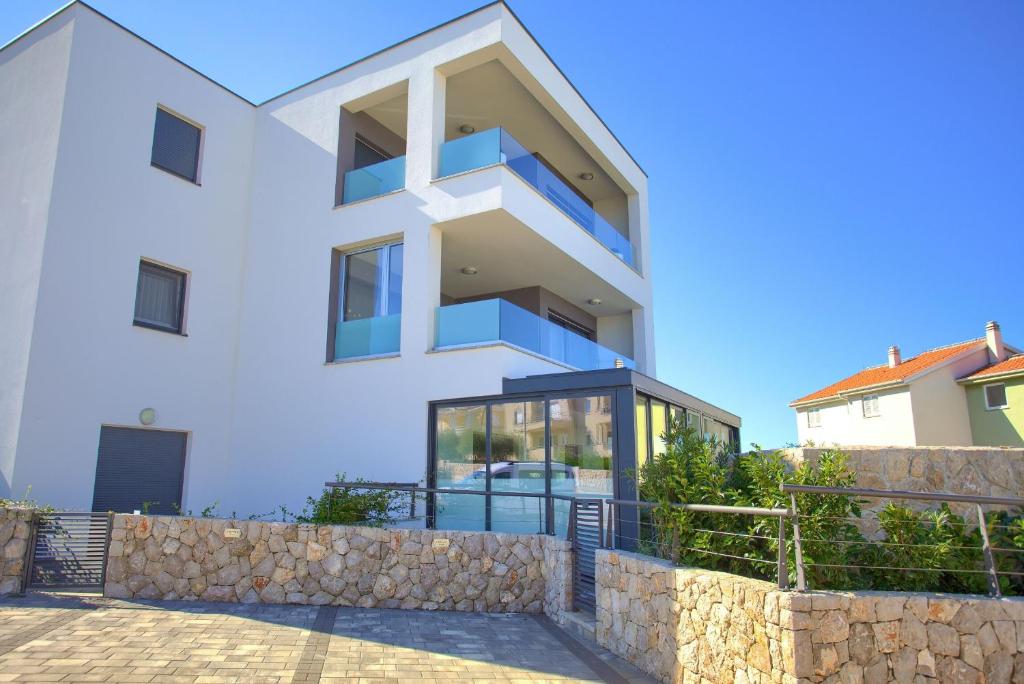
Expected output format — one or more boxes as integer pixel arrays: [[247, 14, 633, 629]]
[[0, 592, 656, 683]]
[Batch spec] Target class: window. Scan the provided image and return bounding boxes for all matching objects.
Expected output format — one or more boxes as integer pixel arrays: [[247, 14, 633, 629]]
[[985, 383, 1009, 410], [134, 261, 186, 334], [354, 135, 391, 169], [862, 395, 881, 418], [807, 409, 822, 428], [332, 242, 403, 359], [547, 310, 594, 341], [151, 107, 202, 183]]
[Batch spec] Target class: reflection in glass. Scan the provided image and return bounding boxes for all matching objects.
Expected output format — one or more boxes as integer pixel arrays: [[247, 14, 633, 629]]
[[651, 399, 668, 458], [635, 396, 649, 477], [434, 405, 486, 530], [551, 395, 614, 536], [490, 401, 546, 533]]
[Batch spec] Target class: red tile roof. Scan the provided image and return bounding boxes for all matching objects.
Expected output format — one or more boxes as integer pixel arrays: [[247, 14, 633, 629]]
[[961, 354, 1024, 381], [791, 339, 983, 406]]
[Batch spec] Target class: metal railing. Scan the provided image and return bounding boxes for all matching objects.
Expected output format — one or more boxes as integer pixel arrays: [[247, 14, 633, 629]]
[[782, 484, 1024, 596]]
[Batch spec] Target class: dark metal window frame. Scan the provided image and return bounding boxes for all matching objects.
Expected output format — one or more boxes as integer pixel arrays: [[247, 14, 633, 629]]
[[133, 260, 187, 335], [326, 240, 404, 362], [150, 106, 203, 185]]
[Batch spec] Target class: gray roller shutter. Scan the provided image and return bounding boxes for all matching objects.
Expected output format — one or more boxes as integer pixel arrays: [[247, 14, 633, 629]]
[[92, 426, 187, 514]]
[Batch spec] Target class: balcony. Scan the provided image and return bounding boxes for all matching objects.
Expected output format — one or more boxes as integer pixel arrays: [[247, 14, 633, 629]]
[[435, 298, 634, 371], [334, 314, 400, 359], [341, 156, 406, 204], [437, 128, 635, 268]]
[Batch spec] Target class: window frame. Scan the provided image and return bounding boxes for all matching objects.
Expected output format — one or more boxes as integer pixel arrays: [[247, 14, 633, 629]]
[[984, 383, 1009, 410], [133, 259, 188, 335], [807, 408, 822, 428], [337, 240, 404, 322], [862, 394, 881, 418], [150, 105, 204, 185]]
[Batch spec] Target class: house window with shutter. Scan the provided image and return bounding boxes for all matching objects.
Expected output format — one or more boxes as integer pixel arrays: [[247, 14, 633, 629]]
[[862, 394, 881, 418], [984, 384, 1008, 410], [134, 260, 187, 334], [807, 409, 822, 428], [151, 107, 202, 183]]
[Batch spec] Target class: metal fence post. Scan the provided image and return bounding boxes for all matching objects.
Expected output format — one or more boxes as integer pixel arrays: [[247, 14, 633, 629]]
[[20, 509, 39, 595], [605, 501, 614, 550], [788, 493, 807, 592], [976, 504, 1001, 597], [777, 515, 789, 590]]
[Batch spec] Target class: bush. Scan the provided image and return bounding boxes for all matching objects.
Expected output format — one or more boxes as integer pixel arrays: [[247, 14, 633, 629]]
[[636, 420, 1024, 595], [294, 474, 409, 526]]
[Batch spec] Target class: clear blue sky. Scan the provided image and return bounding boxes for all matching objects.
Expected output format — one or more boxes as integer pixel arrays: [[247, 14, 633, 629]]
[[4, 1, 1022, 448]]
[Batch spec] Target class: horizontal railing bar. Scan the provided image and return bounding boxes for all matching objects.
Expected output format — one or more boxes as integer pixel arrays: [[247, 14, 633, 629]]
[[605, 499, 790, 518], [782, 484, 1024, 507], [325, 482, 578, 502]]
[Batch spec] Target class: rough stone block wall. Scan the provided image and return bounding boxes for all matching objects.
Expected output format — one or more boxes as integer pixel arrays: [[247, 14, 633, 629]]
[[596, 549, 1024, 683], [785, 447, 1024, 517], [0, 507, 34, 595], [104, 515, 572, 619]]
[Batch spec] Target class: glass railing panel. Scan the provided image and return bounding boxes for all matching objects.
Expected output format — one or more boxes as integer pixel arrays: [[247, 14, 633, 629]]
[[342, 156, 406, 204], [438, 128, 502, 178], [334, 314, 400, 359], [434, 299, 500, 347]]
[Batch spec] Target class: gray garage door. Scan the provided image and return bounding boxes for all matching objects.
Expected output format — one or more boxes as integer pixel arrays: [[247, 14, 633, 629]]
[[92, 426, 187, 514]]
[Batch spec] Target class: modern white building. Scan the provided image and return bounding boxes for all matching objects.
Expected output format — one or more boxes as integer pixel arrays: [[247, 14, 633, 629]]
[[1, 1, 739, 522], [791, 322, 1019, 448]]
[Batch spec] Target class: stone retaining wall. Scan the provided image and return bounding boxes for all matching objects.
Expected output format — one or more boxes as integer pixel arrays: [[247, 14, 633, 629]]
[[0, 507, 34, 595], [596, 549, 1024, 683], [103, 515, 572, 621], [785, 447, 1024, 516]]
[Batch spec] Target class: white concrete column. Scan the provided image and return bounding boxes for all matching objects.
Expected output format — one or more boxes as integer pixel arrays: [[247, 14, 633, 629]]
[[400, 220, 443, 355], [633, 307, 656, 376], [405, 68, 446, 191]]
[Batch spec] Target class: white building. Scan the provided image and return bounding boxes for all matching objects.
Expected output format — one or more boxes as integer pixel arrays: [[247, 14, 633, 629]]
[[0, 2, 739, 521], [790, 322, 1018, 448]]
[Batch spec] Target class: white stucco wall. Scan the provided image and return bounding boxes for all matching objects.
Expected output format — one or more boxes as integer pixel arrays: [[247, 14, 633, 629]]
[[908, 346, 985, 446], [796, 387, 916, 447], [7, 6, 255, 509]]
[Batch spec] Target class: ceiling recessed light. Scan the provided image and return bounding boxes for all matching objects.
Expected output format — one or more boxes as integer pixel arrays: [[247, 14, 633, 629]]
[[578, 172, 594, 181], [587, 298, 602, 306], [460, 266, 479, 275], [459, 124, 476, 134]]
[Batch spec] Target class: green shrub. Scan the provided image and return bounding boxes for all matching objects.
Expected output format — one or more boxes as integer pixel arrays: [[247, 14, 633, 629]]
[[295, 474, 409, 526]]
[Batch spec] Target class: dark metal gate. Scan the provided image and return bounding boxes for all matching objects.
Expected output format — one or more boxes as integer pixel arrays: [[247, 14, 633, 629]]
[[27, 512, 113, 590], [569, 499, 604, 612]]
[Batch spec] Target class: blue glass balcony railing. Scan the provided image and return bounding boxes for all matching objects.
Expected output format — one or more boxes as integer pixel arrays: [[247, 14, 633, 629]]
[[334, 314, 400, 359], [438, 128, 635, 267], [342, 156, 406, 204], [435, 299, 634, 371]]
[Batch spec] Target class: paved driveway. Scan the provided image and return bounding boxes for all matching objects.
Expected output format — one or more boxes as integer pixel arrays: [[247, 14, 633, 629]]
[[0, 593, 655, 683]]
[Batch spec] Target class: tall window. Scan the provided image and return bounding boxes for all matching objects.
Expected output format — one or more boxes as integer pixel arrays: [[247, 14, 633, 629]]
[[134, 261, 186, 334], [333, 242, 403, 359], [650, 399, 668, 458], [862, 395, 881, 418], [151, 107, 202, 183]]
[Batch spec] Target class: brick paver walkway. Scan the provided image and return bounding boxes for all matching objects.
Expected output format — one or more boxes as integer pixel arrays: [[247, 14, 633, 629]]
[[0, 593, 655, 683]]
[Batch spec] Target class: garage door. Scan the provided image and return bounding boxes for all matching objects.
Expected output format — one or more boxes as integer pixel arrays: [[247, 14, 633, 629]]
[[92, 426, 187, 514]]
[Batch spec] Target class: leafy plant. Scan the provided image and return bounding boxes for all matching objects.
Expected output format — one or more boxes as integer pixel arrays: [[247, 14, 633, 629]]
[[294, 474, 410, 526]]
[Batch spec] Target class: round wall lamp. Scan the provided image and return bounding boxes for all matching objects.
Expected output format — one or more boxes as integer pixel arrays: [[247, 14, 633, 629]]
[[459, 124, 476, 134], [587, 298, 602, 306], [139, 408, 157, 426], [460, 266, 479, 275], [578, 172, 595, 181]]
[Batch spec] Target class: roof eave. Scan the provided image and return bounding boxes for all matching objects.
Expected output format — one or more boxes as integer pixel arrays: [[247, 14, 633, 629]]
[[790, 380, 906, 409]]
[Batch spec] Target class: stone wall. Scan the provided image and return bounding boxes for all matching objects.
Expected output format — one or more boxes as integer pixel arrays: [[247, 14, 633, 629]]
[[785, 446, 1024, 516], [596, 549, 1024, 683], [0, 507, 34, 595], [103, 515, 572, 620]]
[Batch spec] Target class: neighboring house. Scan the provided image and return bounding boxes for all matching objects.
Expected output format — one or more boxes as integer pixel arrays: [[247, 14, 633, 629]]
[[958, 355, 1024, 448], [0, 2, 739, 521], [791, 322, 1019, 447]]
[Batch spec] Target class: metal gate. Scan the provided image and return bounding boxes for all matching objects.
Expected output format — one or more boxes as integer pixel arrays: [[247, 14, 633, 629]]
[[27, 512, 113, 590], [569, 499, 604, 612]]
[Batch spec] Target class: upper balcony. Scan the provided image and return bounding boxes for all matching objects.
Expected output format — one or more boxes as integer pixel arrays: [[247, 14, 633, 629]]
[[335, 87, 408, 206]]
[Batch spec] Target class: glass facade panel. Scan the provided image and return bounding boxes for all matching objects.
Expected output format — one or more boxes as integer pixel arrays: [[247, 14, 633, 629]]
[[651, 399, 668, 458], [343, 249, 381, 321], [550, 395, 614, 536], [635, 396, 649, 476], [434, 405, 486, 530], [490, 401, 546, 533]]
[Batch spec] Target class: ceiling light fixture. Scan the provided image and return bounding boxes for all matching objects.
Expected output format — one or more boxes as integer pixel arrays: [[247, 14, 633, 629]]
[[578, 172, 594, 181], [460, 266, 479, 275], [587, 298, 602, 306], [459, 124, 476, 134]]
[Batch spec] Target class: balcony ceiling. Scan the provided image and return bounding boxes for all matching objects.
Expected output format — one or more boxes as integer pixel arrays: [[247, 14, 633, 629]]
[[439, 209, 636, 318], [364, 60, 624, 206]]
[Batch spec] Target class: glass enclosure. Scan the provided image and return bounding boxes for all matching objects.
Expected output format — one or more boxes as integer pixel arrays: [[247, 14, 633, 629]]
[[549, 396, 614, 537], [433, 405, 486, 530], [489, 401, 547, 533], [435, 299, 634, 371], [437, 128, 635, 267]]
